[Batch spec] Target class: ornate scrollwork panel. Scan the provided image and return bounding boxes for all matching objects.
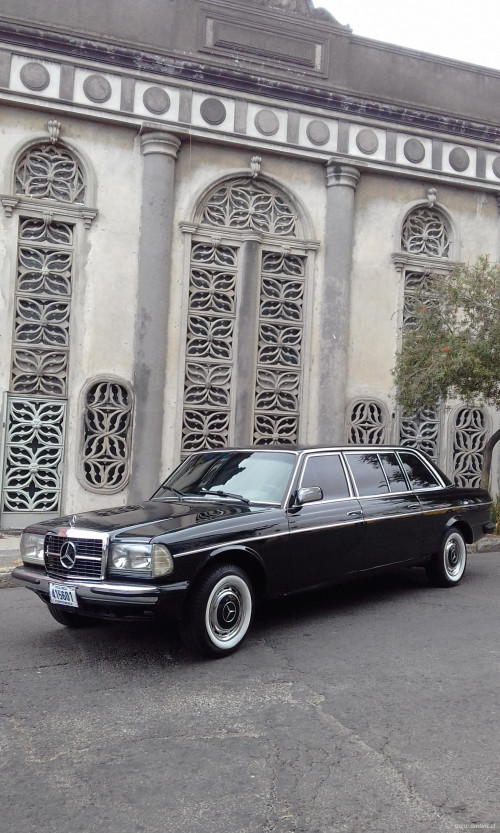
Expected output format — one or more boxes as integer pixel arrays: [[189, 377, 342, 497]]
[[11, 216, 73, 397], [182, 244, 238, 452], [452, 407, 487, 487], [15, 143, 86, 204], [401, 207, 450, 258], [348, 401, 387, 444], [402, 271, 439, 330], [82, 381, 133, 492], [253, 251, 305, 444], [201, 178, 297, 237], [2, 397, 66, 512]]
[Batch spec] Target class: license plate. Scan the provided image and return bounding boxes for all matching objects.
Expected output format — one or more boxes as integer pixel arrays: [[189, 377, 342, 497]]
[[49, 583, 78, 608]]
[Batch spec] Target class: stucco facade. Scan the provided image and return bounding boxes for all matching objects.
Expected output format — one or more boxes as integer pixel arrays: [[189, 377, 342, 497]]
[[0, 0, 499, 527]]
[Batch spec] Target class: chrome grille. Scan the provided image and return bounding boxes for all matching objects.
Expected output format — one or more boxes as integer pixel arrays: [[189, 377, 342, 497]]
[[45, 533, 104, 580]]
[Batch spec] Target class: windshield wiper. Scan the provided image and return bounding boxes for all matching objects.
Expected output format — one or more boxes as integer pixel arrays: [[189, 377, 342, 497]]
[[161, 485, 185, 498], [200, 488, 250, 504]]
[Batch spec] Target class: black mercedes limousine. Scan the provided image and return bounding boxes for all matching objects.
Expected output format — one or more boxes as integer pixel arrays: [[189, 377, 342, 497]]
[[12, 446, 494, 657]]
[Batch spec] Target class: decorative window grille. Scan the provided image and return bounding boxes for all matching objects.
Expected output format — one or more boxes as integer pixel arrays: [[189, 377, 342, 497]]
[[201, 177, 297, 237], [82, 381, 133, 492], [402, 271, 438, 330], [11, 216, 73, 396], [401, 207, 450, 258], [182, 176, 308, 454], [2, 398, 66, 512], [15, 142, 86, 204], [1, 139, 91, 520], [397, 204, 452, 461], [399, 407, 441, 462], [348, 401, 387, 444], [182, 242, 238, 451], [254, 251, 305, 444], [452, 407, 487, 487]]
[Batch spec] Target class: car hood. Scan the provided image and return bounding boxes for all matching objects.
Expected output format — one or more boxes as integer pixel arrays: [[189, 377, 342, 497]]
[[32, 499, 257, 540]]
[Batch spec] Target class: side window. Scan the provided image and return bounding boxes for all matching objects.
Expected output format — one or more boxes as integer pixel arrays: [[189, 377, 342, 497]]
[[398, 452, 440, 490], [301, 454, 350, 500], [345, 453, 389, 496], [379, 453, 409, 493]]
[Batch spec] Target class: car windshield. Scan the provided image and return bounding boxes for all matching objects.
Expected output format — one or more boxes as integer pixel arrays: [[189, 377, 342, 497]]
[[153, 450, 297, 505]]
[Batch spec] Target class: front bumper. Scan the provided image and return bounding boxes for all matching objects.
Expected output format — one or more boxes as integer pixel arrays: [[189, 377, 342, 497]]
[[11, 565, 189, 621]]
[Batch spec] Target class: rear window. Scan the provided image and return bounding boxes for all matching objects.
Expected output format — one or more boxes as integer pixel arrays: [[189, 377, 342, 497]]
[[379, 453, 409, 493], [345, 453, 389, 497], [398, 452, 440, 490]]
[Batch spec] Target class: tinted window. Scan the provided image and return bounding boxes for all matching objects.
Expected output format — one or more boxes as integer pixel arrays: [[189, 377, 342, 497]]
[[398, 452, 440, 490], [345, 453, 389, 496], [301, 454, 350, 500], [379, 453, 409, 493]]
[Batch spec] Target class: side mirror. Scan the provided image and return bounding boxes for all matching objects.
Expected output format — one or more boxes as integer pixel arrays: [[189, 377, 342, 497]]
[[296, 486, 323, 505]]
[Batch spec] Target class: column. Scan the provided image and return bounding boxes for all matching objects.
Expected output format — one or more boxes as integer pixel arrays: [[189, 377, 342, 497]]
[[129, 129, 181, 500], [232, 235, 261, 445], [316, 162, 360, 444]]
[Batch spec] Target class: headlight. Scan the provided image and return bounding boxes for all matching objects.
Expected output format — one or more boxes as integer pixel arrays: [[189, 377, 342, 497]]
[[20, 532, 45, 565], [109, 542, 174, 578]]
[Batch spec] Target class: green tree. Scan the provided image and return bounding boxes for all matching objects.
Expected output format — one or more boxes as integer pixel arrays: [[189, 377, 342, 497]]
[[393, 256, 500, 490]]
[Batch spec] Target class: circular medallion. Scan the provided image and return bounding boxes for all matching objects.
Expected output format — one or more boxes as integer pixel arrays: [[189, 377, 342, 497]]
[[492, 156, 500, 179], [255, 109, 280, 136], [306, 119, 330, 146], [356, 128, 379, 155], [200, 97, 227, 125], [143, 86, 171, 115], [83, 74, 112, 103], [404, 138, 426, 164], [20, 62, 50, 91], [449, 147, 470, 172]]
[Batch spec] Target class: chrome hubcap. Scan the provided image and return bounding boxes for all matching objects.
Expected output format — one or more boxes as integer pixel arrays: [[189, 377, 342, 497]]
[[206, 574, 252, 648], [444, 534, 466, 578]]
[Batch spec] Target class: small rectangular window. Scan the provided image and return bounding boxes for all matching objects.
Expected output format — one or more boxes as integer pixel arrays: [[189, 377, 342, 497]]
[[398, 452, 440, 490], [379, 453, 409, 493], [301, 454, 350, 500], [345, 453, 389, 497]]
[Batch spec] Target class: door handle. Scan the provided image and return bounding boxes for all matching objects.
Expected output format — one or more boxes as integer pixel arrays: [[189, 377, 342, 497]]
[[347, 510, 363, 517]]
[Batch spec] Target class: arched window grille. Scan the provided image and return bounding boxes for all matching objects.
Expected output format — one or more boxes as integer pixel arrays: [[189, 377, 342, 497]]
[[81, 381, 133, 493], [452, 407, 488, 487], [347, 401, 387, 444], [1, 136, 96, 522], [15, 142, 86, 204], [397, 204, 452, 463], [182, 175, 312, 454]]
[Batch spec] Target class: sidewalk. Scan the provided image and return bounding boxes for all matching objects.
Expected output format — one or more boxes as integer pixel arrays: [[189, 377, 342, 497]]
[[0, 531, 22, 588]]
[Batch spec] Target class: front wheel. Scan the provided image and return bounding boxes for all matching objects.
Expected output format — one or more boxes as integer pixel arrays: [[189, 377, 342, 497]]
[[425, 528, 467, 587], [180, 564, 254, 658]]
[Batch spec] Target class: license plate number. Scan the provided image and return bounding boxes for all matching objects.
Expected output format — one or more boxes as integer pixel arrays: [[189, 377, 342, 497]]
[[49, 583, 78, 608]]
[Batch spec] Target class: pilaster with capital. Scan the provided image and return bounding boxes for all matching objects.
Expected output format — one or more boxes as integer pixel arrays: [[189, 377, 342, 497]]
[[316, 162, 360, 443], [130, 129, 182, 500]]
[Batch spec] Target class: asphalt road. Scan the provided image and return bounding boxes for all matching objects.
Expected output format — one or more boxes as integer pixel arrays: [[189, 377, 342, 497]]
[[1, 553, 499, 833]]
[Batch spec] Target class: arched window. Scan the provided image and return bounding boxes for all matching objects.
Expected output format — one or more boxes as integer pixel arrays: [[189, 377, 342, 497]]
[[81, 380, 134, 493], [15, 143, 86, 204], [181, 174, 315, 453], [1, 134, 96, 524], [451, 407, 488, 488], [347, 400, 388, 444], [396, 203, 453, 463]]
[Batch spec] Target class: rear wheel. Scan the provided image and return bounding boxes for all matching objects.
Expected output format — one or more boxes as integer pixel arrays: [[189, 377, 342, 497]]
[[425, 528, 467, 587], [47, 603, 95, 628], [180, 564, 254, 658]]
